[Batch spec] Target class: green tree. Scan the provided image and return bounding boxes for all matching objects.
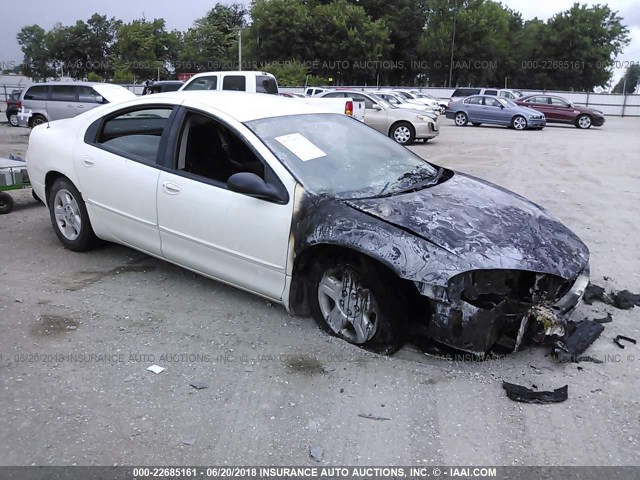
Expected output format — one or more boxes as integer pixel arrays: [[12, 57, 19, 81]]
[[612, 64, 640, 93], [16, 25, 54, 80], [178, 3, 247, 73], [541, 3, 630, 90], [249, 0, 314, 63], [311, 0, 391, 84]]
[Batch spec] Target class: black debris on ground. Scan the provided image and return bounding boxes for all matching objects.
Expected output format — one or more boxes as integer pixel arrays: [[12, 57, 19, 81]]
[[502, 382, 568, 404], [583, 283, 640, 310], [593, 312, 613, 324], [358, 413, 391, 421], [613, 335, 637, 349], [553, 320, 605, 362], [189, 382, 208, 390]]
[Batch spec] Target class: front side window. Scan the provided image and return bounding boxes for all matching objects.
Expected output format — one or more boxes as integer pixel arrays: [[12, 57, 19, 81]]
[[78, 86, 104, 103], [484, 97, 501, 107], [175, 111, 266, 185], [184, 76, 218, 91], [222, 75, 247, 91], [94, 107, 174, 162], [24, 85, 48, 100]]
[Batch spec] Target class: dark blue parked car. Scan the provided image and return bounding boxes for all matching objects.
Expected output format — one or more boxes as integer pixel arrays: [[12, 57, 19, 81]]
[[446, 95, 546, 130]]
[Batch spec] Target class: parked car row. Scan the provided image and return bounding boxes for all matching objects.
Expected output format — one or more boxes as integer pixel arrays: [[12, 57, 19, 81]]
[[446, 90, 605, 130]]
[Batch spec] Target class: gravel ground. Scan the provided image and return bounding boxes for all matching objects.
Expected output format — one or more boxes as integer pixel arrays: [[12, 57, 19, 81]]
[[0, 117, 639, 466]]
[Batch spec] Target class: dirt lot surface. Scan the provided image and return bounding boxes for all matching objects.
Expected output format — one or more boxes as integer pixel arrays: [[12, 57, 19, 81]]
[[1, 117, 639, 466]]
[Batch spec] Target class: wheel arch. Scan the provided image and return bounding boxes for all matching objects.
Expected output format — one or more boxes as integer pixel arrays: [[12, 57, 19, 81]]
[[288, 242, 422, 317], [44, 171, 70, 205], [388, 120, 415, 138]]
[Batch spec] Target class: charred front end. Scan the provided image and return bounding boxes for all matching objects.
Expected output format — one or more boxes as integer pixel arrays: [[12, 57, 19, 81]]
[[423, 267, 589, 354]]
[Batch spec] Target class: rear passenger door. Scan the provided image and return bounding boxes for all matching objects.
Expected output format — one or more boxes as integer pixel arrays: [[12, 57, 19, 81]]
[[75, 105, 178, 256]]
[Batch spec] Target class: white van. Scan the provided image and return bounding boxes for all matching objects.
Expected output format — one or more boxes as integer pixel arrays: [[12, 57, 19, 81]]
[[179, 71, 279, 95]]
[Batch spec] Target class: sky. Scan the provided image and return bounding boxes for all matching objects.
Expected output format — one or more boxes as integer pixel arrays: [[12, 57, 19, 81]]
[[1, 0, 638, 87]]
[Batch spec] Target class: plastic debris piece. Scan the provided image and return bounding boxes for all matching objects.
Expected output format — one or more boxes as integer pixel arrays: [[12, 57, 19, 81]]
[[502, 381, 568, 404], [613, 335, 637, 349]]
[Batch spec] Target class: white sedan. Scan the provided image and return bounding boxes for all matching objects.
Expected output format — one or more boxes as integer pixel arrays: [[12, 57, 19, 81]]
[[27, 91, 589, 355]]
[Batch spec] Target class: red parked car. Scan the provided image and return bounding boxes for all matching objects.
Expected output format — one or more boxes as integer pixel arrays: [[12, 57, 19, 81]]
[[515, 95, 605, 129]]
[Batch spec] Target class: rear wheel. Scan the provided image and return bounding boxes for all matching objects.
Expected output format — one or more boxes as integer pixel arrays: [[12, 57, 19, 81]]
[[48, 177, 98, 251], [454, 112, 468, 126], [9, 113, 19, 127], [390, 122, 415, 145], [31, 114, 47, 127], [310, 254, 407, 354], [0, 192, 14, 214], [576, 114, 592, 129], [512, 115, 527, 130]]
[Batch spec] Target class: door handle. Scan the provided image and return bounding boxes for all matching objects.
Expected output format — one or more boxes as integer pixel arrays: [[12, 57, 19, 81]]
[[81, 156, 95, 167], [162, 182, 181, 195]]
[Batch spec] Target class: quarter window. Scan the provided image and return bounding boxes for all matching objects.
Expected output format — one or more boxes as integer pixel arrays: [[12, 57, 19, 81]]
[[94, 107, 174, 162], [24, 85, 48, 100]]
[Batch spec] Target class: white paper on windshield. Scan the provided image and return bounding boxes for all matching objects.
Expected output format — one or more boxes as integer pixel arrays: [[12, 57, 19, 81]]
[[275, 133, 326, 161]]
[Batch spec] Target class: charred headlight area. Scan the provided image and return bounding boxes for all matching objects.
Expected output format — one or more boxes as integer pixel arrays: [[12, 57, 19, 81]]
[[449, 270, 573, 310]]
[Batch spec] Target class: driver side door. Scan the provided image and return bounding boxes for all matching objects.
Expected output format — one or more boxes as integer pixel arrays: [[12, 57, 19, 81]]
[[156, 107, 296, 300]]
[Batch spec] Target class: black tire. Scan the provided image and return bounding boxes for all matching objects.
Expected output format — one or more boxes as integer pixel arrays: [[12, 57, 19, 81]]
[[472, 122, 482, 127], [30, 114, 47, 128], [309, 253, 407, 354], [9, 114, 19, 127], [48, 177, 98, 251], [389, 121, 416, 145], [576, 114, 592, 129], [512, 115, 527, 130], [0, 192, 14, 214], [32, 190, 43, 203], [454, 112, 468, 126]]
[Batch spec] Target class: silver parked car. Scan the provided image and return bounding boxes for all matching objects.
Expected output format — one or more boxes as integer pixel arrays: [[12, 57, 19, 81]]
[[446, 95, 546, 130], [17, 82, 136, 127], [372, 91, 440, 114], [317, 90, 439, 144]]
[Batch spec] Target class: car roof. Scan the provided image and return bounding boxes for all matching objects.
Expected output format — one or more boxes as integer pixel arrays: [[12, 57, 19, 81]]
[[26, 81, 111, 87], [132, 91, 337, 122]]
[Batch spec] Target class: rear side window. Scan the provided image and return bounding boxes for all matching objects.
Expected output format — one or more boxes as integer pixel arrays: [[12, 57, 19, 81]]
[[92, 107, 174, 163], [50, 85, 77, 101], [499, 91, 515, 99], [184, 76, 218, 91], [464, 96, 482, 105], [24, 85, 48, 100], [528, 97, 549, 104], [78, 87, 103, 103], [256, 75, 278, 95], [222, 75, 247, 91], [484, 89, 498, 96]]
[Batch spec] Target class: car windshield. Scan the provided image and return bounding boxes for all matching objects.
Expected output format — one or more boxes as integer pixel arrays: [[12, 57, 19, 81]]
[[246, 113, 439, 199]]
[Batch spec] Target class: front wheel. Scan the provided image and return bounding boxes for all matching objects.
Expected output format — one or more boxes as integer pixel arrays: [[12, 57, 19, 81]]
[[390, 122, 415, 145], [576, 114, 592, 129], [0, 192, 14, 214], [310, 255, 407, 354], [512, 115, 527, 130], [454, 112, 468, 126], [48, 177, 98, 251]]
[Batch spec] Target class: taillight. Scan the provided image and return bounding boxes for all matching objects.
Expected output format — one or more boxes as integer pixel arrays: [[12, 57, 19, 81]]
[[345, 100, 353, 116], [16, 100, 21, 109]]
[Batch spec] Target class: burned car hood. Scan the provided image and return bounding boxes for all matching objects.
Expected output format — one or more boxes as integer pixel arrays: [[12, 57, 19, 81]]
[[347, 173, 589, 279]]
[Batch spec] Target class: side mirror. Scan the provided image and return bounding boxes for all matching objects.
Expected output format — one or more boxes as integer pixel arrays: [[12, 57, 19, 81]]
[[227, 172, 285, 202], [371, 104, 382, 111], [95, 96, 105, 103], [500, 104, 505, 109]]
